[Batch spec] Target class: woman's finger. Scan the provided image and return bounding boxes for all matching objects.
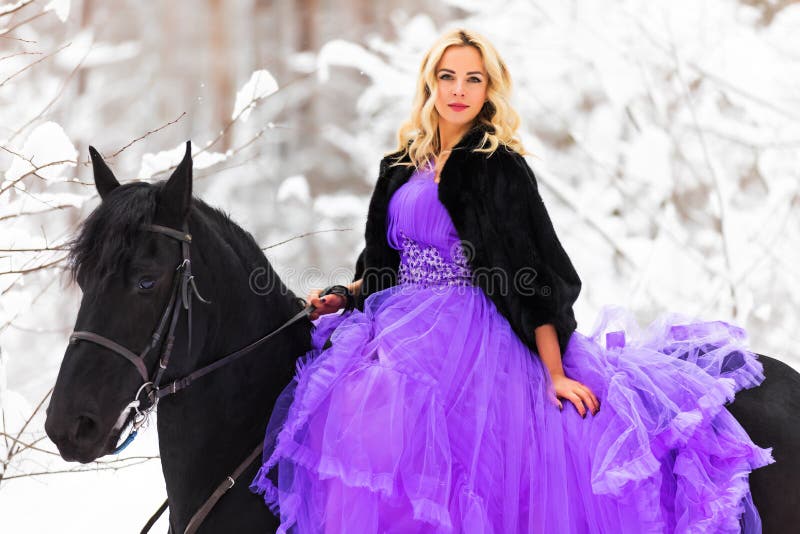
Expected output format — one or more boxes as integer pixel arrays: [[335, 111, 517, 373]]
[[575, 387, 597, 415], [576, 384, 598, 414], [566, 392, 586, 417], [580, 384, 600, 412]]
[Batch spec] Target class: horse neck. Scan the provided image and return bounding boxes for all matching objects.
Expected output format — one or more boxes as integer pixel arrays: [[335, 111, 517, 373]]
[[155, 210, 309, 526]]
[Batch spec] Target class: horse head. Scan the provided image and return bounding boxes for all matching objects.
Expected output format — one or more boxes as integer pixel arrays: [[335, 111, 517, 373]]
[[45, 142, 202, 463]]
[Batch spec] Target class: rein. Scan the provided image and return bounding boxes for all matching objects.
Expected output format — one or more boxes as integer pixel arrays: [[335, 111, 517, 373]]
[[68, 222, 330, 533]]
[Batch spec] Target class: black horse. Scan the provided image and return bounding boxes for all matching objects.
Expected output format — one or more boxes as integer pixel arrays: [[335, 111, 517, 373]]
[[45, 142, 800, 532], [45, 143, 308, 532]]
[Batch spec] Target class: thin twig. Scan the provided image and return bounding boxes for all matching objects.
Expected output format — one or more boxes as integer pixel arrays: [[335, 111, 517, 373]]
[[0, 226, 77, 298], [0, 432, 60, 457], [10, 47, 90, 142], [626, 12, 800, 122], [9, 387, 53, 457], [0, 244, 69, 252], [667, 23, 738, 317], [1, 457, 161, 481], [0, 41, 70, 88], [0, 9, 48, 36], [0, 204, 76, 222], [0, 33, 35, 43], [0, 0, 35, 18], [141, 71, 315, 182], [1, 408, 8, 461], [107, 112, 188, 159], [193, 72, 313, 159], [0, 155, 78, 196], [147, 123, 290, 181], [262, 228, 354, 251], [0, 50, 41, 62], [0, 255, 67, 275]]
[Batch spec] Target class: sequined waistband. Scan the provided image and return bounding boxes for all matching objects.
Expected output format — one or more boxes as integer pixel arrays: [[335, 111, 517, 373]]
[[397, 232, 473, 287]]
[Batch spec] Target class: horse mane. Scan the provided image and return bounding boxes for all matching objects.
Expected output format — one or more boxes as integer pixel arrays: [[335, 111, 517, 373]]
[[68, 181, 275, 295], [68, 183, 158, 290]]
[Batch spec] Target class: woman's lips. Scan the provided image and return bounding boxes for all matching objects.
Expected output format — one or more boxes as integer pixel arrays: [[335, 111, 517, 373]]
[[448, 104, 468, 112]]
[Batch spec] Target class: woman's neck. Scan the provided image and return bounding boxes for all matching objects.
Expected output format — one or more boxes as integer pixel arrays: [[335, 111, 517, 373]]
[[438, 122, 470, 154]]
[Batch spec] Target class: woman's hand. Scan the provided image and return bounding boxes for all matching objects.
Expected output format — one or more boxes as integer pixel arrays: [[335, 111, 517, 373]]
[[551, 373, 600, 418], [307, 288, 346, 321]]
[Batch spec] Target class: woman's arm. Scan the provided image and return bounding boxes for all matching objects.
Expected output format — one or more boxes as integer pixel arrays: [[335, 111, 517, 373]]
[[535, 323, 600, 417], [535, 323, 565, 377]]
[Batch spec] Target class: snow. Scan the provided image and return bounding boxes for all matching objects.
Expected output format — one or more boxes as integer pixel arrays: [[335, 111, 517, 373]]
[[0, 1, 28, 18], [2, 122, 77, 184], [44, 0, 69, 23], [137, 143, 229, 181], [231, 69, 279, 122], [276, 175, 311, 204]]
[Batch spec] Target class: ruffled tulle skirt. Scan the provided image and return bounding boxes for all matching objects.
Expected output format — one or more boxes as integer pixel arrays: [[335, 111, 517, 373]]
[[250, 282, 774, 533]]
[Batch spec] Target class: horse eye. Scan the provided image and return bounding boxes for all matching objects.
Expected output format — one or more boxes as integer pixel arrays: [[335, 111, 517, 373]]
[[138, 277, 156, 291]]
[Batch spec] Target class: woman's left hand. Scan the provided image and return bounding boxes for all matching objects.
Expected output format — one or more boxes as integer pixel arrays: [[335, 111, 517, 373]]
[[551, 373, 600, 418]]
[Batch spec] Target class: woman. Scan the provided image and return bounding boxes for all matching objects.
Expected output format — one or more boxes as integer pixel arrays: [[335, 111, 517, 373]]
[[250, 28, 774, 533]]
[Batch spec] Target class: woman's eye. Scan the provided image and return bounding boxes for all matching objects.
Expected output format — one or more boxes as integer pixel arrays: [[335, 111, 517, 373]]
[[438, 74, 482, 83], [138, 278, 156, 291]]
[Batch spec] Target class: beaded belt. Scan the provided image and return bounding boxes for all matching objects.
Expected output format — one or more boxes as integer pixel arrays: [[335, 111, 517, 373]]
[[397, 231, 473, 287]]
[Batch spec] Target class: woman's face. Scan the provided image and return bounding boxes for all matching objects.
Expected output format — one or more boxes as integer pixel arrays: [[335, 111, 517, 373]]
[[433, 45, 488, 133]]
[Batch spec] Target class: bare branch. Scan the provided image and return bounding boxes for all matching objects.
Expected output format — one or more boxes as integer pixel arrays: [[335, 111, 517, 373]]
[[1, 267, 64, 332], [9, 47, 90, 142], [1, 408, 8, 460], [630, 16, 800, 122], [193, 72, 313, 159], [0, 255, 67, 275], [141, 71, 315, 182], [106, 112, 188, 160], [0, 0, 35, 18], [262, 228, 355, 251], [0, 152, 79, 197], [0, 244, 69, 252], [0, 9, 48, 36], [151, 123, 291, 182], [1, 456, 161, 481], [0, 50, 41, 62], [666, 26, 739, 317], [0, 204, 76, 223], [0, 432, 60, 457], [0, 33, 35, 43], [0, 41, 71, 88], [9, 387, 53, 457]]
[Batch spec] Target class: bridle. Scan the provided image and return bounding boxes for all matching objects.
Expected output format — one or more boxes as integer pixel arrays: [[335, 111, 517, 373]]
[[67, 221, 319, 533], [69, 223, 209, 451]]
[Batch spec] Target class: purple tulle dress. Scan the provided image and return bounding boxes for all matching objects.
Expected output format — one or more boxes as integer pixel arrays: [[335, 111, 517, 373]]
[[250, 160, 774, 533]]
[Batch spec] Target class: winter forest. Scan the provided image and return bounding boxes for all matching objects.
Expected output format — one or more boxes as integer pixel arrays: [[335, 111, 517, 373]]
[[0, 0, 798, 532]]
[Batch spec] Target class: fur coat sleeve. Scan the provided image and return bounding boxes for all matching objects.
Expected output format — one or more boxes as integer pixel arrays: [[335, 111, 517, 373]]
[[351, 126, 581, 358], [482, 146, 581, 356]]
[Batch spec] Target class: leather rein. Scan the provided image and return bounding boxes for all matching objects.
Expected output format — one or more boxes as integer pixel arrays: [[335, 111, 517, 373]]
[[68, 222, 324, 534]]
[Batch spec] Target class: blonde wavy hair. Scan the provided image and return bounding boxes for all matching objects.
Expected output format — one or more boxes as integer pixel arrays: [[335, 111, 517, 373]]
[[387, 28, 527, 170]]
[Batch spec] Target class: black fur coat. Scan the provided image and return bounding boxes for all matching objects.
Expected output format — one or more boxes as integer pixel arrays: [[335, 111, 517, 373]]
[[352, 124, 581, 357]]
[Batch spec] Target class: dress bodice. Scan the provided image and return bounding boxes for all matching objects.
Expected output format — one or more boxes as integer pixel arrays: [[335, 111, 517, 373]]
[[386, 160, 472, 287]]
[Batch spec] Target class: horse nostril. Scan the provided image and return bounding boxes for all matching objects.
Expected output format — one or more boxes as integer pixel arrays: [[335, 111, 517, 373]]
[[71, 413, 101, 444]]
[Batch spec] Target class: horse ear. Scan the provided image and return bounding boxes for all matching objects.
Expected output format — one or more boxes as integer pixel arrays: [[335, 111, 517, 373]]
[[88, 146, 119, 200], [159, 141, 193, 225]]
